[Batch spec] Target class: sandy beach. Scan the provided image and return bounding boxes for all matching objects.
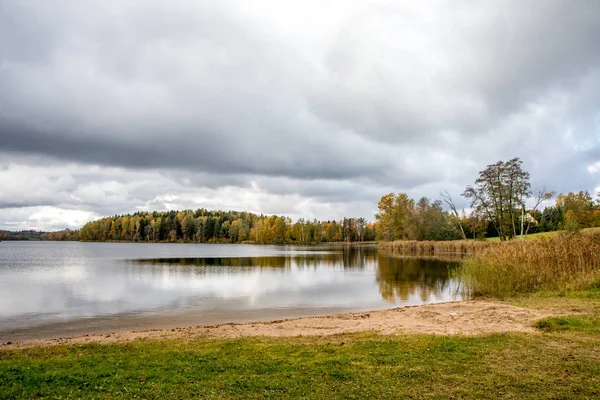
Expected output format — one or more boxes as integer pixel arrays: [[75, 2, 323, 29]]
[[1, 300, 547, 350]]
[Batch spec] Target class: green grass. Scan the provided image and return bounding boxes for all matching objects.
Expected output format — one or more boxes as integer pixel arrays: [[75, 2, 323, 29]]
[[509, 291, 600, 333], [1, 334, 600, 399], [485, 227, 600, 242], [535, 316, 600, 333], [485, 230, 562, 242], [2, 294, 600, 400]]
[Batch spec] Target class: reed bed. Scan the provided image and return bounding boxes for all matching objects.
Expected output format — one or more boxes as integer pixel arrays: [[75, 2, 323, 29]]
[[458, 231, 600, 297], [378, 239, 492, 256]]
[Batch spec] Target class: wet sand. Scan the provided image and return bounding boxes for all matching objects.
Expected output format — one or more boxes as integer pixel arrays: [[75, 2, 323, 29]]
[[0, 306, 362, 343], [0, 301, 547, 350]]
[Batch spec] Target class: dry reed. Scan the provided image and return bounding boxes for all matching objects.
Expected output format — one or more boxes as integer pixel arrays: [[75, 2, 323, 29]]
[[378, 240, 492, 256], [458, 231, 600, 297]]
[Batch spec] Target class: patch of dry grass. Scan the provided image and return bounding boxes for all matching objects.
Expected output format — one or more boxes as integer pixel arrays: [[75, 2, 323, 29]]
[[379, 240, 492, 255], [458, 231, 600, 297]]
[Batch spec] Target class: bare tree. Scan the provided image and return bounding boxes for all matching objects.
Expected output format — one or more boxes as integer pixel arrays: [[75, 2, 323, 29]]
[[440, 190, 467, 240], [522, 188, 555, 238]]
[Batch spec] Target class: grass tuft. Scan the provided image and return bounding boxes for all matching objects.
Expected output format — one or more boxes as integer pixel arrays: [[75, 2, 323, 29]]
[[534, 316, 600, 333]]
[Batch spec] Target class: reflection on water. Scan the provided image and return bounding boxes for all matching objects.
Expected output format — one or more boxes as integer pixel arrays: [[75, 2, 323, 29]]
[[376, 255, 457, 303], [132, 249, 379, 270], [0, 242, 461, 333]]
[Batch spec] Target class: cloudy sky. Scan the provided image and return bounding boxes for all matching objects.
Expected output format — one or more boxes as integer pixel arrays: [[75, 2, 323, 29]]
[[1, 0, 599, 231]]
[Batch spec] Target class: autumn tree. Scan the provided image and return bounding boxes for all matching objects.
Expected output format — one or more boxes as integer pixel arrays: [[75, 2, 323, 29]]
[[375, 193, 415, 241], [412, 197, 461, 241], [557, 191, 596, 231], [464, 210, 489, 239]]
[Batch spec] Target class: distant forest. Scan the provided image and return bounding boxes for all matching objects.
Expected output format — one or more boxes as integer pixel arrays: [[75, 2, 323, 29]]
[[46, 210, 378, 244], [0, 230, 50, 241]]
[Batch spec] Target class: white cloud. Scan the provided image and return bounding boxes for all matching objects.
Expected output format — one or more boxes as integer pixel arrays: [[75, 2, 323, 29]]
[[588, 162, 600, 175]]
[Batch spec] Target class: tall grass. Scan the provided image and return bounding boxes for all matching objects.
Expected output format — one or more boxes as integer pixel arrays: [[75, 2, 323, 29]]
[[457, 231, 600, 297], [379, 240, 492, 255]]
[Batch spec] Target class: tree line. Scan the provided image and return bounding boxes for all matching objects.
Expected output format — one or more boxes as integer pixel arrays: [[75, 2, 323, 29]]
[[375, 194, 464, 241], [444, 189, 599, 240], [1, 230, 45, 241], [66, 209, 377, 244], [461, 158, 600, 240], [375, 158, 600, 242], [0, 229, 79, 241]]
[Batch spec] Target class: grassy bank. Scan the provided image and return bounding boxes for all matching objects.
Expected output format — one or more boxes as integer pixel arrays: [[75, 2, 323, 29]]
[[1, 292, 599, 398], [378, 239, 491, 255], [457, 231, 600, 298], [2, 291, 599, 399], [2, 316, 600, 399]]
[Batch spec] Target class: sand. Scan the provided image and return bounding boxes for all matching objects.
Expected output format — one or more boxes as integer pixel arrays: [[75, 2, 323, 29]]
[[0, 301, 547, 350]]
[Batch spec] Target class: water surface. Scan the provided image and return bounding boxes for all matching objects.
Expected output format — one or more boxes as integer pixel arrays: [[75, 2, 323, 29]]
[[0, 241, 461, 340]]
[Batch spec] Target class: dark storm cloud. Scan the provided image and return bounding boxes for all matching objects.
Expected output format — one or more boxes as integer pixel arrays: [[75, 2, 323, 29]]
[[0, 0, 599, 230], [0, 116, 389, 181], [0, 0, 390, 181]]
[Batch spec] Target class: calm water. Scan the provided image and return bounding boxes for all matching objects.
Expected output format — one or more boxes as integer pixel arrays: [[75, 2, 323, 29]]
[[0, 241, 461, 339]]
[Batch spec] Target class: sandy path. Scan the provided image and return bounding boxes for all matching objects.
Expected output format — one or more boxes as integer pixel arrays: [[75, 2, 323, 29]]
[[0, 301, 547, 350]]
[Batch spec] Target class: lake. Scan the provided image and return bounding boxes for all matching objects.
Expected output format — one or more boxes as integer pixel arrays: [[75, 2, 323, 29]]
[[0, 241, 461, 341]]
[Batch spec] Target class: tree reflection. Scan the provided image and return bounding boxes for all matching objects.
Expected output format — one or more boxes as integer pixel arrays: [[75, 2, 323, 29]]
[[130, 247, 379, 270], [129, 250, 459, 305], [376, 255, 458, 303]]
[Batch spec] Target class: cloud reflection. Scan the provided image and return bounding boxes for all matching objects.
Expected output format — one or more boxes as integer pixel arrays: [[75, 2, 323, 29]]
[[0, 243, 461, 331]]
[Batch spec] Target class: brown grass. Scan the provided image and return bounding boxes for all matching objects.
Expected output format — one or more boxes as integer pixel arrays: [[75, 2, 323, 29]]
[[458, 231, 600, 297], [379, 239, 492, 255]]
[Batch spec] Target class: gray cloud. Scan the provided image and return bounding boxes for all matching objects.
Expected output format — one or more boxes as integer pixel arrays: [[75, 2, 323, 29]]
[[0, 0, 391, 182], [0, 0, 599, 230], [310, 1, 600, 144]]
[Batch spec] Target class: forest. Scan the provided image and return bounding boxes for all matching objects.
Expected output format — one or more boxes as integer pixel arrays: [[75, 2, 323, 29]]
[[58, 210, 377, 244]]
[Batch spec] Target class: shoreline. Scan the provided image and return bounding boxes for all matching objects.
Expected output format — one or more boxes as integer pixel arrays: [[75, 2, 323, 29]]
[[0, 300, 547, 350], [0, 305, 363, 343], [3, 240, 380, 246]]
